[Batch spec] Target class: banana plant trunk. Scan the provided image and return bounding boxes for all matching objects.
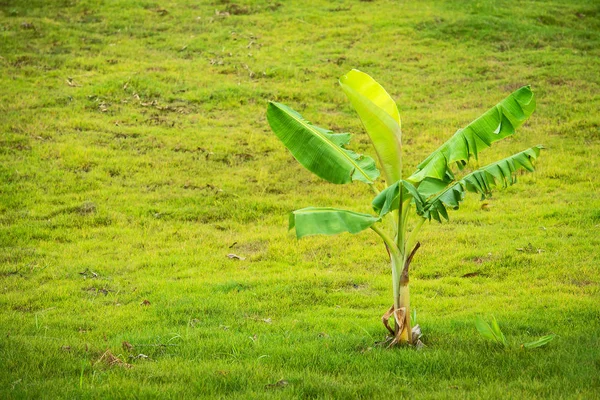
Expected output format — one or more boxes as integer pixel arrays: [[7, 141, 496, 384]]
[[383, 242, 420, 347], [397, 257, 412, 343]]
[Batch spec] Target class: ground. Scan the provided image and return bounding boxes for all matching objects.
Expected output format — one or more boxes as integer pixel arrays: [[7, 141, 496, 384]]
[[1, 0, 599, 398]]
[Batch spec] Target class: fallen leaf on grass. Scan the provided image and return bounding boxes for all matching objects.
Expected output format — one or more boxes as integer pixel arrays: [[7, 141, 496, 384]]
[[328, 6, 352, 12], [516, 243, 544, 253], [204, 184, 222, 193], [226, 4, 251, 15], [265, 379, 288, 389], [66, 77, 81, 87], [227, 253, 245, 260], [79, 269, 98, 279], [95, 349, 132, 369], [141, 299, 151, 306], [242, 63, 255, 78]]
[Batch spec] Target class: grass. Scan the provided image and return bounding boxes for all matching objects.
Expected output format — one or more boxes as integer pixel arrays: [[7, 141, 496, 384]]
[[1, 0, 599, 398]]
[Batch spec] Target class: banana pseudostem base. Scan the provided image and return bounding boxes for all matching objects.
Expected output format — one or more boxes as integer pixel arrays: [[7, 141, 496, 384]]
[[380, 242, 422, 348]]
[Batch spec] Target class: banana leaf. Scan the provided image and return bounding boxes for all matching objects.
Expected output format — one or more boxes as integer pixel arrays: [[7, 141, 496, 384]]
[[340, 69, 403, 185], [523, 334, 556, 349], [267, 102, 380, 184], [423, 146, 543, 222], [409, 86, 536, 187], [372, 180, 425, 217], [475, 316, 508, 347], [290, 207, 380, 239]]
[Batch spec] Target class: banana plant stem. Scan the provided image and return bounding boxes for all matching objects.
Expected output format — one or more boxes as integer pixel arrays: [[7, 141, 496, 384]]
[[371, 224, 402, 308], [405, 217, 425, 255], [371, 224, 399, 257], [396, 189, 404, 252]]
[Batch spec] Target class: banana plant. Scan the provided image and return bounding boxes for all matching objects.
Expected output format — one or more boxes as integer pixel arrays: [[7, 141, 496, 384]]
[[266, 69, 542, 347]]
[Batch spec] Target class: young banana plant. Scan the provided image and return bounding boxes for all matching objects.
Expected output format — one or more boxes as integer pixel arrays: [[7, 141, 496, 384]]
[[267, 69, 542, 347]]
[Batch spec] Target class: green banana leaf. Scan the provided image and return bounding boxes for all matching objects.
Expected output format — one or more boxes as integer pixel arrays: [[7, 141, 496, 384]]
[[475, 316, 508, 347], [409, 86, 536, 187], [423, 146, 543, 222], [523, 334, 556, 349], [290, 207, 381, 239], [340, 69, 403, 185], [267, 102, 380, 185], [372, 180, 425, 217]]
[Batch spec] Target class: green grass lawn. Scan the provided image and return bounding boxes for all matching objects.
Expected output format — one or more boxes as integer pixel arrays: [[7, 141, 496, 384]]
[[1, 0, 599, 398]]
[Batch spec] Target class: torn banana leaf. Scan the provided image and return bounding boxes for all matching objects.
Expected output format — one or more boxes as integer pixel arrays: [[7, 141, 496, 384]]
[[409, 86, 536, 188], [423, 146, 543, 222]]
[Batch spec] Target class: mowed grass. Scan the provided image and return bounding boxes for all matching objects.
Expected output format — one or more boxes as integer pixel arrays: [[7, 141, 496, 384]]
[[1, 0, 599, 398]]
